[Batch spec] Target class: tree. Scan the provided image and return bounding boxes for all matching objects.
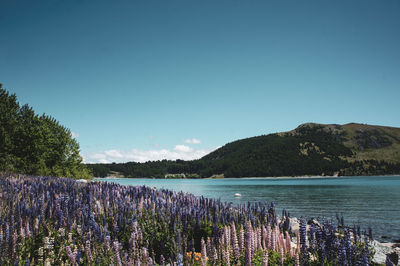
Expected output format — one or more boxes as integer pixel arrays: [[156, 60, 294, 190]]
[[0, 84, 91, 178]]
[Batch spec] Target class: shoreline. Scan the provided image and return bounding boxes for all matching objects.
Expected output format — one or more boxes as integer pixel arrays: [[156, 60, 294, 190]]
[[96, 174, 400, 180]]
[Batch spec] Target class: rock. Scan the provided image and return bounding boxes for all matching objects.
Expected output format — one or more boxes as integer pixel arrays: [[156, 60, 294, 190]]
[[289, 217, 299, 233], [371, 240, 400, 265], [307, 218, 322, 229]]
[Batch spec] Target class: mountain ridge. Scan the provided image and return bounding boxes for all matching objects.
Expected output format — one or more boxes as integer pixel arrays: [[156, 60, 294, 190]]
[[87, 123, 400, 178]]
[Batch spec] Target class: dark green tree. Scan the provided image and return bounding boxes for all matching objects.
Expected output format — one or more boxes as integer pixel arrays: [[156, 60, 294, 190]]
[[0, 84, 91, 178]]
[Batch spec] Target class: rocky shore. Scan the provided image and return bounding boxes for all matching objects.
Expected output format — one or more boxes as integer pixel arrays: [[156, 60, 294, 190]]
[[289, 217, 400, 265]]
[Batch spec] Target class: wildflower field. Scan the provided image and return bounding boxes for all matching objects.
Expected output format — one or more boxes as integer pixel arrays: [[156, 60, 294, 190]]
[[0, 174, 377, 265]]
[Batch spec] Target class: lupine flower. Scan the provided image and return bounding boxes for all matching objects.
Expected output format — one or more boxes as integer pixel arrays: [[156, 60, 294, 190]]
[[0, 174, 378, 265], [239, 226, 245, 253], [176, 253, 183, 266], [385, 254, 395, 266], [113, 241, 122, 266], [295, 252, 300, 266], [65, 246, 76, 265], [232, 223, 240, 259], [201, 238, 207, 266], [262, 248, 268, 266], [85, 240, 93, 263], [245, 221, 252, 266], [160, 254, 165, 266], [299, 218, 308, 262]]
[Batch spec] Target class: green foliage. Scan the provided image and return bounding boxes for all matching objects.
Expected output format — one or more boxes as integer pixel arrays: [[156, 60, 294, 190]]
[[0, 84, 91, 178]]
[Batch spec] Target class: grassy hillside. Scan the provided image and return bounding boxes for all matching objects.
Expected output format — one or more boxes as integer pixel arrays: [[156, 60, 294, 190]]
[[88, 123, 400, 178], [341, 123, 400, 163]]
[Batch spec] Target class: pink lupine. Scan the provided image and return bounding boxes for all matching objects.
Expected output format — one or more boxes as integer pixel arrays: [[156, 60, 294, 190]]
[[66, 246, 76, 265], [223, 246, 230, 265], [257, 227, 262, 251], [239, 226, 245, 253], [267, 225, 272, 250], [85, 240, 93, 263], [105, 235, 111, 251], [201, 238, 207, 266], [232, 223, 240, 259], [213, 247, 218, 261], [285, 231, 292, 257], [245, 221, 252, 266], [279, 232, 285, 254], [295, 252, 300, 266], [262, 225, 268, 249], [251, 227, 256, 257], [271, 230, 276, 252], [206, 237, 213, 260], [262, 248, 269, 266], [113, 241, 122, 266], [160, 254, 165, 266], [296, 233, 301, 254]]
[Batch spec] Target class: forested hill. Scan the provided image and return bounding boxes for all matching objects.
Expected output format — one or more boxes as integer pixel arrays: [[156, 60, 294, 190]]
[[88, 123, 400, 178]]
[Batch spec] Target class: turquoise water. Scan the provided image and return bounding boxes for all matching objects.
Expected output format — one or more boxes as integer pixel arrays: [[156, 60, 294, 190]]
[[96, 176, 400, 242]]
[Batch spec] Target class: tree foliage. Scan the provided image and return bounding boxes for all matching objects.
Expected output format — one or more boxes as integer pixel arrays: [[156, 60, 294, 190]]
[[0, 84, 91, 178]]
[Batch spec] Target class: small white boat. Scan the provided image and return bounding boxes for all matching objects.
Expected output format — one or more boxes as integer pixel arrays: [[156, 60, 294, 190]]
[[234, 193, 241, 197]]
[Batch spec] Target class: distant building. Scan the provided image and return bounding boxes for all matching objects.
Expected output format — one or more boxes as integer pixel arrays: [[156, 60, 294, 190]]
[[164, 173, 186, 178]]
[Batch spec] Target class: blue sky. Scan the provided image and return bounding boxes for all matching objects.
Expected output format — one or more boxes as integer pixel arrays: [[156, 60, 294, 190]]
[[1, 0, 399, 163]]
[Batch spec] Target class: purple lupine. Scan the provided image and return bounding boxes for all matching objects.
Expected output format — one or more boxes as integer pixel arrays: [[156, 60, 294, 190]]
[[176, 253, 183, 266], [339, 241, 347, 266], [245, 221, 252, 266], [206, 237, 213, 261], [385, 254, 395, 266], [299, 218, 308, 262]]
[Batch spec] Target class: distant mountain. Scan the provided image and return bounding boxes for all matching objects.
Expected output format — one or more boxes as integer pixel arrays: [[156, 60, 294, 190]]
[[87, 123, 400, 178]]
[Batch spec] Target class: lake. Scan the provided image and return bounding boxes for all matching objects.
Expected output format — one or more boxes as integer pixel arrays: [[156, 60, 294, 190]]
[[96, 175, 400, 242]]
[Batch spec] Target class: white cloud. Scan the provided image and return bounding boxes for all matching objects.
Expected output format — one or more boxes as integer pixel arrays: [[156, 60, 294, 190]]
[[71, 132, 79, 138], [184, 138, 201, 144], [174, 145, 193, 153], [84, 146, 218, 163]]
